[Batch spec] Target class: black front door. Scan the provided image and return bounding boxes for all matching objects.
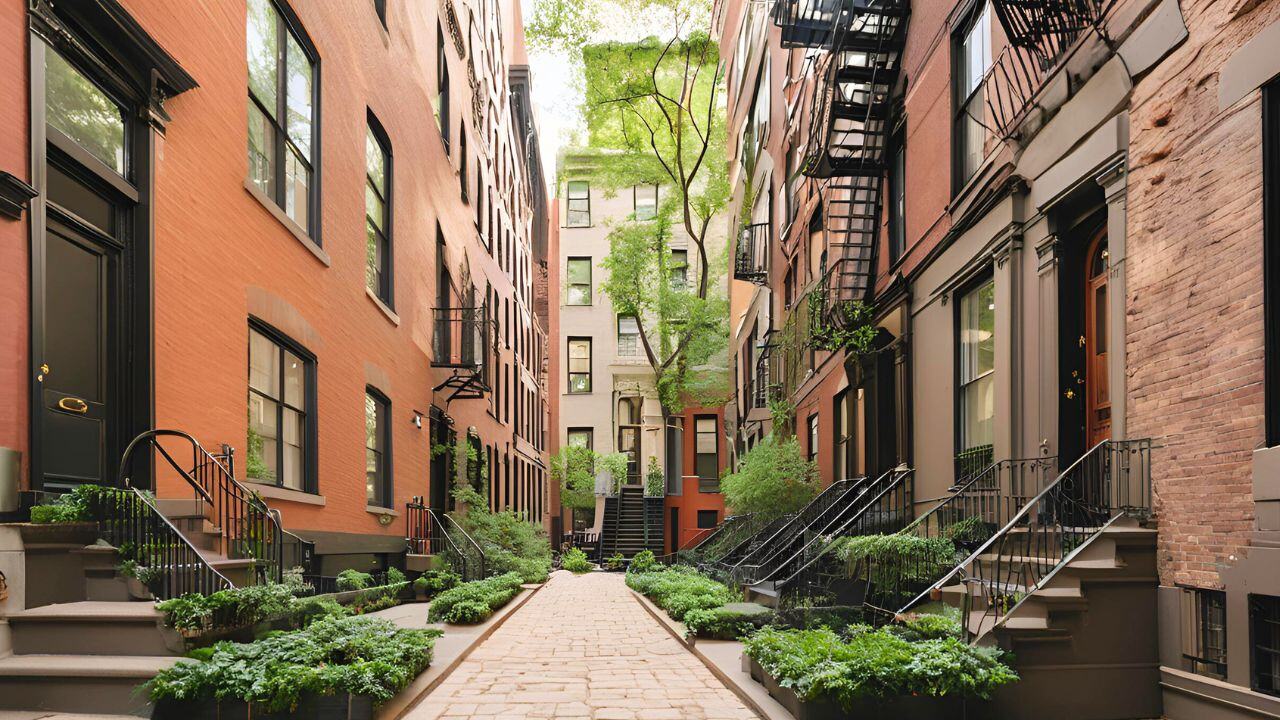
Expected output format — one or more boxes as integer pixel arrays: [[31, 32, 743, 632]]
[[39, 213, 119, 490]]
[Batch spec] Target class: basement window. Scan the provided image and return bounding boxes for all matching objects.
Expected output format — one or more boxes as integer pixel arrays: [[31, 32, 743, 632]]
[[1180, 588, 1227, 680], [1252, 594, 1280, 696]]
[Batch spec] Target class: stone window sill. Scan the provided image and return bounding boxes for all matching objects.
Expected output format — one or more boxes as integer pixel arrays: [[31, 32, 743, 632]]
[[253, 483, 326, 506], [244, 180, 330, 267], [366, 505, 399, 517], [366, 287, 401, 326]]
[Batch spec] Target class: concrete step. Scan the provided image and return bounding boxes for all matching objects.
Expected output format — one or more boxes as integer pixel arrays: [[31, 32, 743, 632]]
[[7, 602, 175, 657], [0, 654, 185, 716], [153, 498, 203, 518]]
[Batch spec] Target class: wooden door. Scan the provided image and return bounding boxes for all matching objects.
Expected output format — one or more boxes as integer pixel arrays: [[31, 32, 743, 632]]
[[1085, 229, 1111, 446]]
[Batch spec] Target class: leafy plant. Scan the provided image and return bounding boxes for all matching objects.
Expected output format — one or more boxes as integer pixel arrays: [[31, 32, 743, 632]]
[[385, 567, 407, 586], [446, 496, 552, 584], [645, 456, 664, 497], [414, 569, 461, 596], [427, 573, 524, 624], [147, 616, 441, 711], [156, 584, 298, 634], [550, 445, 602, 510], [684, 604, 773, 640], [624, 566, 739, 623], [604, 552, 626, 571], [336, 569, 374, 592], [808, 293, 877, 355], [942, 516, 988, 545], [28, 483, 113, 523], [743, 626, 1018, 706], [628, 550, 657, 574], [719, 434, 820, 519], [832, 534, 957, 588], [350, 583, 408, 614], [562, 547, 594, 574], [281, 566, 313, 595]]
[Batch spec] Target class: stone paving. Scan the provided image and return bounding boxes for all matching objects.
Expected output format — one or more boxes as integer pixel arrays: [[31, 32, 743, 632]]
[[405, 571, 758, 720]]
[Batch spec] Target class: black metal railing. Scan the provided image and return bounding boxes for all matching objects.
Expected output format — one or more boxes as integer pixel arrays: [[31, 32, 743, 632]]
[[685, 513, 759, 566], [936, 439, 1151, 640], [706, 512, 799, 578], [91, 487, 233, 599], [953, 444, 995, 486], [432, 305, 490, 369], [403, 496, 487, 581], [991, 0, 1107, 54], [119, 430, 284, 586], [774, 467, 915, 610], [735, 222, 769, 284], [753, 342, 778, 408]]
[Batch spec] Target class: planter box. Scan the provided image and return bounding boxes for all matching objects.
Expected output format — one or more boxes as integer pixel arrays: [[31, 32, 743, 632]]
[[153, 692, 374, 720], [746, 656, 970, 720], [15, 521, 99, 546]]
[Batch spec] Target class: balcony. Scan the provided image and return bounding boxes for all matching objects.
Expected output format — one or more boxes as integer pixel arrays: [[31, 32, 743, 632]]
[[772, 0, 908, 51], [734, 223, 769, 284], [432, 306, 492, 401], [753, 341, 779, 409]]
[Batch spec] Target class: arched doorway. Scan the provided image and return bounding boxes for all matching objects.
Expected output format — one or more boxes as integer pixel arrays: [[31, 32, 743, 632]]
[[1084, 228, 1111, 446]]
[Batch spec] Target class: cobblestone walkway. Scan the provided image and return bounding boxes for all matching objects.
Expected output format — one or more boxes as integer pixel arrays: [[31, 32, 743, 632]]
[[405, 571, 758, 720]]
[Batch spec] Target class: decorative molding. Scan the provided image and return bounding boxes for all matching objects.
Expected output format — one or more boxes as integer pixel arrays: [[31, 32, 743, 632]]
[[1035, 233, 1060, 274], [0, 171, 37, 220]]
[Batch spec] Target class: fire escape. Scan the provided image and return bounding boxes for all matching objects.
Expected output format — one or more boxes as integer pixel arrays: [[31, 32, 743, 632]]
[[776, 0, 909, 330], [734, 221, 770, 284], [432, 304, 493, 403]]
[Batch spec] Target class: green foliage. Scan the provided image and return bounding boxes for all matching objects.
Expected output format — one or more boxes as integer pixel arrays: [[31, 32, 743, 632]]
[[831, 534, 957, 587], [719, 435, 820, 518], [628, 550, 658, 574], [414, 569, 461, 596], [350, 583, 408, 614], [147, 616, 441, 711], [604, 552, 627, 571], [645, 456, 664, 497], [291, 596, 350, 627], [427, 573, 524, 624], [624, 566, 739, 622], [743, 626, 1018, 706], [336, 569, 374, 592], [550, 445, 602, 510], [942, 516, 988, 545], [157, 584, 298, 634], [808, 294, 877, 355], [448, 503, 552, 584], [28, 483, 113, 523], [281, 566, 313, 595], [886, 611, 964, 642], [562, 547, 594, 574], [117, 559, 161, 587], [385, 567, 407, 586], [683, 603, 773, 640]]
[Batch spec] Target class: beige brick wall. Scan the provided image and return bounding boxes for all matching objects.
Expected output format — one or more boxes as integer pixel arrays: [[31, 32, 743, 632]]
[[1126, 0, 1280, 588]]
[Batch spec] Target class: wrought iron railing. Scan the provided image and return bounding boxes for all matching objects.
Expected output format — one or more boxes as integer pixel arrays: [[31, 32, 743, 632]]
[[706, 512, 799, 578], [405, 495, 431, 555], [953, 444, 995, 486], [402, 496, 487, 581], [432, 305, 490, 369], [773, 467, 915, 609], [928, 439, 1151, 640], [91, 487, 233, 599], [685, 512, 760, 565], [990, 0, 1108, 53], [119, 430, 284, 586], [753, 342, 778, 408], [735, 222, 769, 284]]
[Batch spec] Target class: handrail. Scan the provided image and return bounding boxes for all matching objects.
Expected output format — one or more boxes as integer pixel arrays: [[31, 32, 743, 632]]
[[424, 507, 477, 580], [444, 510, 488, 579], [905, 439, 1152, 640], [118, 429, 214, 503], [729, 476, 861, 574]]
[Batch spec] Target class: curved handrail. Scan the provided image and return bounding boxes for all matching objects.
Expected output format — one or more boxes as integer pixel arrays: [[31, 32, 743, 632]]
[[443, 511, 487, 579], [117, 429, 214, 503], [425, 507, 473, 579]]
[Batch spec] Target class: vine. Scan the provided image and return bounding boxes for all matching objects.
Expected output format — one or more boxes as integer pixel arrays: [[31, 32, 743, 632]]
[[807, 289, 877, 355]]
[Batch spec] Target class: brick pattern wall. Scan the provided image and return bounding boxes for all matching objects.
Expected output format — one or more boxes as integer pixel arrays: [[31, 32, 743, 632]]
[[1126, 0, 1280, 588]]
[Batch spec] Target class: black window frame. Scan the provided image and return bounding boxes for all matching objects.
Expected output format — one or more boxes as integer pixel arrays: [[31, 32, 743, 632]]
[[1264, 81, 1280, 447], [365, 110, 394, 307], [1181, 587, 1228, 680], [1252, 594, 1280, 697], [568, 336, 592, 393], [887, 128, 906, 265], [834, 389, 851, 481], [566, 256, 592, 306], [807, 412, 819, 463], [364, 386, 393, 508], [951, 0, 990, 195], [436, 22, 450, 155], [566, 179, 590, 227], [246, 317, 319, 493], [694, 414, 719, 490], [696, 509, 718, 529], [567, 427, 593, 450], [246, 0, 321, 241], [670, 248, 689, 289]]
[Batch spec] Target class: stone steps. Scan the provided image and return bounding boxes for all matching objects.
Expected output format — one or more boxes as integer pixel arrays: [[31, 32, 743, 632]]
[[0, 654, 185, 716]]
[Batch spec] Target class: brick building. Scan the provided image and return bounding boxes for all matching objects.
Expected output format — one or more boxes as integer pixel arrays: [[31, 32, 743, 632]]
[[0, 0, 554, 573]]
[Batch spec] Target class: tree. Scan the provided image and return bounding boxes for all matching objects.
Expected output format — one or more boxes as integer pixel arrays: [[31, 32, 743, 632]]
[[550, 446, 601, 511], [720, 435, 821, 518]]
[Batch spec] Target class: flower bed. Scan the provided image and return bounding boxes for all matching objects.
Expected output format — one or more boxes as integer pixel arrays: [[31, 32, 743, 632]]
[[741, 621, 1017, 719], [625, 565, 741, 624], [426, 572, 524, 624], [148, 616, 440, 720]]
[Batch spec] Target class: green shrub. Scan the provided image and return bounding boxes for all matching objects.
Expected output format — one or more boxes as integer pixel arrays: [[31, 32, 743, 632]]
[[147, 616, 441, 711], [426, 572, 524, 624], [512, 556, 550, 584], [719, 435, 820, 518], [942, 516, 988, 545], [604, 552, 626, 571], [628, 550, 657, 574], [743, 626, 1018, 707], [28, 484, 114, 524], [413, 569, 461, 595], [684, 603, 773, 639], [447, 504, 552, 584], [292, 596, 350, 627], [444, 600, 493, 623], [831, 534, 957, 588], [351, 583, 407, 614], [336, 569, 374, 591], [385, 567, 407, 586], [562, 547, 593, 573], [624, 566, 739, 622], [281, 567, 313, 595], [157, 584, 297, 633], [887, 611, 963, 642]]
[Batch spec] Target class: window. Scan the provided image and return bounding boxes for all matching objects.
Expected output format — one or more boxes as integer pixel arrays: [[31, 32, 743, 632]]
[[459, 126, 468, 202], [834, 390, 850, 481], [617, 315, 640, 357], [670, 249, 688, 289], [695, 416, 719, 489], [373, 0, 387, 27], [1265, 81, 1280, 447], [784, 145, 798, 227], [45, 49, 125, 175], [958, 279, 995, 451], [807, 413, 819, 462], [888, 137, 906, 264], [365, 389, 391, 507], [247, 323, 314, 491], [566, 180, 590, 226], [634, 184, 658, 220], [566, 257, 592, 305], [435, 23, 450, 153], [696, 510, 718, 529], [568, 337, 592, 393], [1181, 588, 1227, 679], [954, 2, 991, 188], [365, 114, 392, 305], [567, 428, 593, 450], [1253, 594, 1280, 697], [246, 0, 317, 235]]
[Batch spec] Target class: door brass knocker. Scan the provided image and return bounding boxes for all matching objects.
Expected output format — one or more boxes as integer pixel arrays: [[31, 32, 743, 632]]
[[57, 397, 88, 414]]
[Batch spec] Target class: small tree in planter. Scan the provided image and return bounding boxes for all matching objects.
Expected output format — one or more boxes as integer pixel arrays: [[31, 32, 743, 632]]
[[720, 434, 820, 519], [644, 456, 664, 497]]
